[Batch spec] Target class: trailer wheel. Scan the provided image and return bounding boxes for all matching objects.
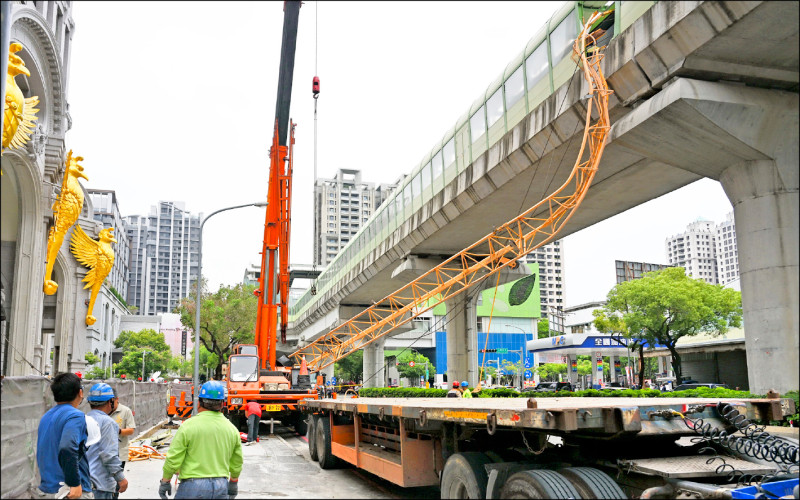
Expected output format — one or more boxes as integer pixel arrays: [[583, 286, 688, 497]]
[[499, 469, 580, 499], [557, 467, 625, 499], [308, 415, 319, 462], [440, 452, 493, 499], [294, 415, 308, 436], [315, 414, 341, 469]]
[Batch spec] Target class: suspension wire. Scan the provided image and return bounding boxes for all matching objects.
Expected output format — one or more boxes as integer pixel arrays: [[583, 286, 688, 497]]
[[355, 294, 474, 389], [311, 1, 319, 283], [516, 54, 583, 221], [3, 331, 44, 375], [479, 271, 502, 386]]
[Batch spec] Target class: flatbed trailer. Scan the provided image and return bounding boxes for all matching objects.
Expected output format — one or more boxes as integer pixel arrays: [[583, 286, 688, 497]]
[[300, 396, 797, 498]]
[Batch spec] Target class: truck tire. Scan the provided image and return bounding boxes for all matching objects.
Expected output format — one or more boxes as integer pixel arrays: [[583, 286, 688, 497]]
[[440, 452, 493, 499], [228, 413, 245, 432], [294, 414, 309, 436], [499, 469, 581, 499], [315, 414, 341, 469], [557, 467, 625, 499], [308, 415, 319, 462]]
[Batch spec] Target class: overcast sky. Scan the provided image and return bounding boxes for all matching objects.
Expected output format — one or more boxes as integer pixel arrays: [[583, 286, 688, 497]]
[[66, 1, 732, 308]]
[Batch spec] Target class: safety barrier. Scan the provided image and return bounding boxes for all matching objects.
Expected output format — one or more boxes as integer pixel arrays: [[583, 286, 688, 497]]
[[0, 376, 187, 499]]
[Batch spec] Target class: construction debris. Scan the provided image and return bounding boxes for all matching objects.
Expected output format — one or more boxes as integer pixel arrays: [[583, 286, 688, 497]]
[[128, 444, 165, 461]]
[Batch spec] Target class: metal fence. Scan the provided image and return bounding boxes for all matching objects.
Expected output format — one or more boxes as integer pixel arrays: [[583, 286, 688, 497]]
[[1, 376, 190, 499]]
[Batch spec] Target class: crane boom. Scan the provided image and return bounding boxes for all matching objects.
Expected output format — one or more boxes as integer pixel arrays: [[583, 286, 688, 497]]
[[290, 11, 613, 373], [255, 0, 301, 370]]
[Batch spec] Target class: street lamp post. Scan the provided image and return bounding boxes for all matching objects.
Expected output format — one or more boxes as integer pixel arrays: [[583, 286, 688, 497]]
[[192, 201, 267, 415], [506, 324, 532, 390]]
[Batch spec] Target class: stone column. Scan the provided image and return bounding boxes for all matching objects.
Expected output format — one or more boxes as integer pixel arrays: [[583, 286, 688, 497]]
[[720, 159, 798, 394], [361, 337, 386, 388]]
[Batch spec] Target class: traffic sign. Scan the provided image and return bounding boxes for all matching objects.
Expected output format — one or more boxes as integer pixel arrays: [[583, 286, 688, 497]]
[[497, 348, 508, 354], [409, 361, 415, 367], [330, 376, 337, 384], [524, 360, 532, 369], [524, 370, 533, 379]]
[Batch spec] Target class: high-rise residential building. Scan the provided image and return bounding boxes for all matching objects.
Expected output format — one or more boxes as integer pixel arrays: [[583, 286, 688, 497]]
[[521, 240, 564, 327], [125, 202, 202, 315], [666, 213, 739, 285], [666, 218, 718, 283], [615, 260, 670, 285], [313, 169, 399, 267], [87, 190, 131, 302], [715, 212, 739, 286]]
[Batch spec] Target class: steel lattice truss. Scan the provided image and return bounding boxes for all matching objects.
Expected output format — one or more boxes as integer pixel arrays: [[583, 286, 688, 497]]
[[291, 11, 613, 372]]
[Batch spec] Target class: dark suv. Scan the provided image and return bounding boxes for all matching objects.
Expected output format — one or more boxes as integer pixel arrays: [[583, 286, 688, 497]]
[[525, 381, 573, 393]]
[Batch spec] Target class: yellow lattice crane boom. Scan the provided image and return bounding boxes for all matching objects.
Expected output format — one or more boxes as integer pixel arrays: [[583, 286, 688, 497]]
[[290, 11, 613, 373]]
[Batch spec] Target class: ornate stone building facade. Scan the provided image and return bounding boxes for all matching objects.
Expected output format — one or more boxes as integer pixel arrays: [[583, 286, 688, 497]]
[[1, 1, 101, 376]]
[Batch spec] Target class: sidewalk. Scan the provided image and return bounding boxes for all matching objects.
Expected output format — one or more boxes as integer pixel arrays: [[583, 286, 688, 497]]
[[118, 422, 392, 499]]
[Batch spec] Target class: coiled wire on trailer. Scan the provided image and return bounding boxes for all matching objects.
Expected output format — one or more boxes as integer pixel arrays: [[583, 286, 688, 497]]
[[681, 402, 799, 466]]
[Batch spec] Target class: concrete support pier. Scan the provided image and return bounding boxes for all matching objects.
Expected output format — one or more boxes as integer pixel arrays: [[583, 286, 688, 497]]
[[361, 337, 386, 388], [720, 160, 799, 394], [445, 290, 481, 388]]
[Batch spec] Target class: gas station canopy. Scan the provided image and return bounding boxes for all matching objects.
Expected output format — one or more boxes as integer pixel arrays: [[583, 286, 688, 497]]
[[526, 334, 660, 356]]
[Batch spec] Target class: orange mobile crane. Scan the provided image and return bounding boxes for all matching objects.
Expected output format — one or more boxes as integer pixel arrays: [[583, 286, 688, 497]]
[[167, 0, 316, 434]]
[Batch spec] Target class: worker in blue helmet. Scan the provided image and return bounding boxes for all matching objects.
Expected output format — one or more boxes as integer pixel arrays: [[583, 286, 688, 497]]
[[86, 383, 129, 499], [160, 380, 242, 499], [460, 380, 473, 398]]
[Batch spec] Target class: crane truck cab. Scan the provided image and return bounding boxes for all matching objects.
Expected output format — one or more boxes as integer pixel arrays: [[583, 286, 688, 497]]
[[222, 343, 316, 434]]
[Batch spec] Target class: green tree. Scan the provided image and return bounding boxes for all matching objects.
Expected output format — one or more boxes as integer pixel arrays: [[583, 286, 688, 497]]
[[86, 367, 111, 379], [396, 351, 434, 386], [113, 329, 171, 380], [534, 362, 567, 382], [334, 350, 363, 383], [85, 352, 101, 366], [537, 319, 551, 339], [175, 282, 258, 379], [594, 267, 742, 384], [500, 359, 523, 388], [593, 309, 649, 387]]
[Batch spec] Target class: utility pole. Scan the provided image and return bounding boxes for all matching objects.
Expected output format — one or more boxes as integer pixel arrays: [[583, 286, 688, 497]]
[[141, 350, 150, 381]]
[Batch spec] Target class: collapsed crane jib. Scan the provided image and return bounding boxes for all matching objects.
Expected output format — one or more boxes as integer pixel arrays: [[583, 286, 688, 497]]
[[292, 9, 612, 373]]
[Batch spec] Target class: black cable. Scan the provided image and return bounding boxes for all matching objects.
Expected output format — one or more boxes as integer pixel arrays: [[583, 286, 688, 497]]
[[516, 57, 583, 219]]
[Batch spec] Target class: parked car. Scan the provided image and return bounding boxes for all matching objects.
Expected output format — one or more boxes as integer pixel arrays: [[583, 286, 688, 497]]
[[673, 383, 729, 391], [525, 382, 573, 393]]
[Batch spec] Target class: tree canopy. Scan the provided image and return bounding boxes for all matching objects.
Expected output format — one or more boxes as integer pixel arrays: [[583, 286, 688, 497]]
[[334, 350, 363, 383], [593, 267, 742, 383], [113, 329, 171, 380], [175, 282, 258, 379], [395, 351, 434, 384]]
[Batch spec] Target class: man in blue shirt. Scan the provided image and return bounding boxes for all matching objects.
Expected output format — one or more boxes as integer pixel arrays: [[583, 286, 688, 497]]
[[34, 372, 93, 499], [85, 383, 129, 499]]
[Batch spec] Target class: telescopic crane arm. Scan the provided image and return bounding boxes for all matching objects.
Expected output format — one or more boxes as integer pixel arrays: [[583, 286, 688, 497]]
[[255, 0, 301, 370]]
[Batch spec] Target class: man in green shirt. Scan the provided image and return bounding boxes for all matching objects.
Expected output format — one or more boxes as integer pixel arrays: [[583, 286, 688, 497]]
[[159, 381, 242, 499]]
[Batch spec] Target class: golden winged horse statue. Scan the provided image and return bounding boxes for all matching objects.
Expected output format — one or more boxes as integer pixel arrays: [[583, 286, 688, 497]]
[[70, 226, 116, 326], [44, 150, 88, 294], [3, 42, 39, 151]]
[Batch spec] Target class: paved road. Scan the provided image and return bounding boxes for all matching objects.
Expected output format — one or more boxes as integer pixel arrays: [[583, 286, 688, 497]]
[[119, 420, 439, 499]]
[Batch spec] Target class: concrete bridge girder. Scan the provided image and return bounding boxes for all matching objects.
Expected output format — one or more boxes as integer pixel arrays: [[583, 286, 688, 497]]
[[610, 77, 799, 394]]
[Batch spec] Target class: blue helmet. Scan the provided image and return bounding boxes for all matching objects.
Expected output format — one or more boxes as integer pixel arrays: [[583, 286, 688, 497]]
[[461, 381, 469, 387], [87, 383, 115, 402], [199, 381, 226, 400]]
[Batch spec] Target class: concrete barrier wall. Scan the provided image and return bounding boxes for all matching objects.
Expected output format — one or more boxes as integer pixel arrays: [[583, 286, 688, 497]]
[[0, 376, 189, 499]]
